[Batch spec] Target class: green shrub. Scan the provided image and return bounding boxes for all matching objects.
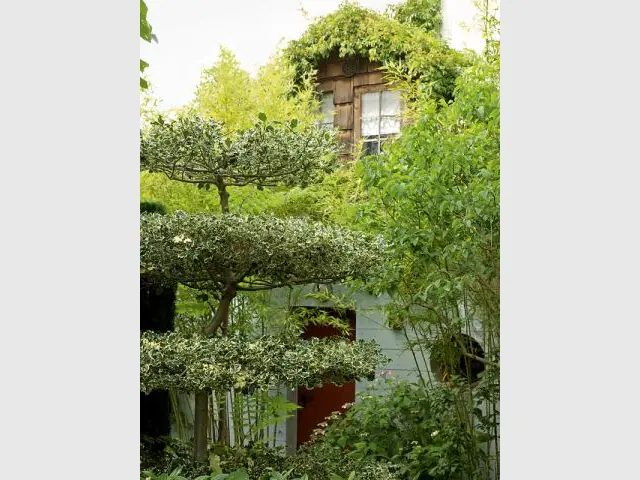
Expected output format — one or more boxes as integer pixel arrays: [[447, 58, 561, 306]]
[[141, 438, 210, 479], [142, 440, 400, 480], [284, 440, 400, 480], [318, 379, 488, 480], [211, 444, 287, 479]]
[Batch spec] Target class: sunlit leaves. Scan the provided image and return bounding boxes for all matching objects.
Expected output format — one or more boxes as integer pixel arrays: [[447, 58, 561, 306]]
[[194, 48, 320, 132], [386, 0, 442, 34]]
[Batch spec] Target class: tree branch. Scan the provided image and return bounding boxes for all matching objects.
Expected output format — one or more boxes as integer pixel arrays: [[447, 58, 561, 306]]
[[461, 352, 499, 369]]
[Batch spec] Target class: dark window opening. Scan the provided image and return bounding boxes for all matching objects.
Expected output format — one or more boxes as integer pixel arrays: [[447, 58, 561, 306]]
[[430, 333, 486, 384]]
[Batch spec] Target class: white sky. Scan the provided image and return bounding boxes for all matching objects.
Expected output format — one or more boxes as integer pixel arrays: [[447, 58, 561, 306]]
[[141, 0, 399, 110], [140, 0, 487, 111]]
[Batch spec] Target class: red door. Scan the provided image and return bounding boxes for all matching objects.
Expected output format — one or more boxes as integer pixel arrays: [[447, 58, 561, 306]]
[[296, 308, 356, 447]]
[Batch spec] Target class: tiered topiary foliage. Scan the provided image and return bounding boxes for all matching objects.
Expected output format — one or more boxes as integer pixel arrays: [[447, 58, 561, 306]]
[[140, 113, 387, 462], [140, 332, 386, 393], [140, 212, 383, 296], [140, 115, 338, 199]]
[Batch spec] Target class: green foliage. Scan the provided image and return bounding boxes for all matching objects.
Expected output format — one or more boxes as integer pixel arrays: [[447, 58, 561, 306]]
[[314, 379, 479, 479], [284, 441, 400, 480], [141, 429, 400, 480], [386, 0, 442, 35], [140, 0, 153, 90], [140, 332, 388, 393], [141, 171, 224, 214], [140, 161, 369, 229], [140, 212, 384, 291], [141, 46, 357, 225], [141, 82, 163, 128], [141, 467, 189, 480], [225, 390, 300, 446], [194, 48, 320, 132], [284, 1, 470, 103], [356, 43, 500, 480], [211, 444, 286, 479], [141, 201, 169, 215], [140, 115, 339, 191], [141, 438, 211, 479], [361, 54, 500, 339]]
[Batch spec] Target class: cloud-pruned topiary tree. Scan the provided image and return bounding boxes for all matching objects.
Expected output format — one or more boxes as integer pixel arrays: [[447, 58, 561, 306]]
[[140, 115, 338, 212], [140, 113, 386, 462], [141, 212, 383, 335]]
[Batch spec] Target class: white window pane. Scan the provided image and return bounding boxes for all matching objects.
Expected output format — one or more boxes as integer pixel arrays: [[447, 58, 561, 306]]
[[380, 116, 401, 135], [320, 92, 334, 125], [362, 92, 380, 119], [381, 90, 401, 116], [362, 117, 379, 136]]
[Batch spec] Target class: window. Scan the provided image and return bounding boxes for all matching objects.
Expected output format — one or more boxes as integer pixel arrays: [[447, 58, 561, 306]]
[[317, 92, 334, 129], [361, 90, 401, 155]]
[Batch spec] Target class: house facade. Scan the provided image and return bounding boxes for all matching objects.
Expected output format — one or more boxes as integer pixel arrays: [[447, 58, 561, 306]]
[[314, 55, 403, 161], [168, 2, 498, 469]]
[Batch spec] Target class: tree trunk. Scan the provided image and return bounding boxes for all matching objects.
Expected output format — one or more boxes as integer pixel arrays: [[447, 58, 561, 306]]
[[204, 284, 237, 336], [194, 390, 209, 463], [216, 179, 229, 214], [193, 178, 233, 460], [193, 282, 237, 462]]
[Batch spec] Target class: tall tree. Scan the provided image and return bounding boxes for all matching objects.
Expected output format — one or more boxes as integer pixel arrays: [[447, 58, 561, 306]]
[[193, 48, 319, 132], [360, 47, 500, 478]]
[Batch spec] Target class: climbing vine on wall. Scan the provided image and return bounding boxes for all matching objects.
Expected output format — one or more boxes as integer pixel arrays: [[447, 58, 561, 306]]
[[284, 1, 469, 103]]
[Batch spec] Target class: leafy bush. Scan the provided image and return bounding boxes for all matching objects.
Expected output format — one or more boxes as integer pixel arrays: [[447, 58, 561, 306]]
[[284, 440, 400, 480], [141, 201, 169, 215], [141, 438, 211, 479], [140, 115, 339, 192], [316, 379, 492, 480], [141, 438, 402, 480], [212, 444, 287, 479]]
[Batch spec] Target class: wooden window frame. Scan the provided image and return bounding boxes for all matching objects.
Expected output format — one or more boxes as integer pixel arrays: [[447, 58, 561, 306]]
[[354, 85, 403, 155]]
